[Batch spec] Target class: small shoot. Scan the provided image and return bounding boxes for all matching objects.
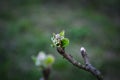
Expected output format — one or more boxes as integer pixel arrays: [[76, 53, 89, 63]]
[[51, 30, 69, 48], [32, 51, 55, 69]]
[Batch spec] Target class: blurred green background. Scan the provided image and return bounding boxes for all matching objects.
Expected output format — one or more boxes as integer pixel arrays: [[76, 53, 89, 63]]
[[0, 0, 120, 80]]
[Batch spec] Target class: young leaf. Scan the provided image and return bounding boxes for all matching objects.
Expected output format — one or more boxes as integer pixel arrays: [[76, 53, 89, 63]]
[[31, 56, 37, 63], [44, 55, 55, 66], [59, 30, 65, 37], [35, 59, 41, 66], [61, 38, 69, 47], [53, 33, 56, 37]]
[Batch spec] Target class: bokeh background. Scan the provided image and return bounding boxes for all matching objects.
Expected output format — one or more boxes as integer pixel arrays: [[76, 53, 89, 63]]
[[0, 0, 120, 80]]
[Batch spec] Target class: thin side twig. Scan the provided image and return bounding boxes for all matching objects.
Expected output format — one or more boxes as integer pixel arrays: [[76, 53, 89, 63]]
[[57, 47, 103, 80], [42, 67, 51, 80]]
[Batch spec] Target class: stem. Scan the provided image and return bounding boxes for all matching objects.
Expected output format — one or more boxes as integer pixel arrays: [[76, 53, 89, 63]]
[[42, 67, 51, 80], [57, 47, 103, 80]]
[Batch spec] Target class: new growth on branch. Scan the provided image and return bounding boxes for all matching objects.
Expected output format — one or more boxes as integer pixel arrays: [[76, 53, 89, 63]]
[[51, 30, 103, 80], [32, 51, 55, 80]]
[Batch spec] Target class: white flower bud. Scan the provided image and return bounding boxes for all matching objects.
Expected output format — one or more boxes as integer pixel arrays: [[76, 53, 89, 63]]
[[80, 47, 86, 52], [55, 34, 61, 39], [37, 51, 46, 61]]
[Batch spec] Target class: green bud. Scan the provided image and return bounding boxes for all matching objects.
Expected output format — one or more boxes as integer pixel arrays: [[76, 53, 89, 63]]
[[32, 51, 55, 68], [61, 38, 69, 47], [44, 55, 55, 66], [51, 30, 69, 48], [59, 30, 65, 37]]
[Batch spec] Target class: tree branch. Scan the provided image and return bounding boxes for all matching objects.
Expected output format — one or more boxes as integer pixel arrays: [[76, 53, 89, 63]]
[[57, 47, 103, 80]]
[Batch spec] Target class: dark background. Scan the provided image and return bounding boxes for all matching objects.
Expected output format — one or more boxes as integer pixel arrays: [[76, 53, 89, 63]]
[[0, 0, 120, 80]]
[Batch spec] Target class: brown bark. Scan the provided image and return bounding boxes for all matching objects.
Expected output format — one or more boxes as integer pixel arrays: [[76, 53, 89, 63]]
[[57, 47, 103, 80]]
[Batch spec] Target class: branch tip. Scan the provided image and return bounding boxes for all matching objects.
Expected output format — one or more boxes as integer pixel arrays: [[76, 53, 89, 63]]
[[80, 47, 86, 52]]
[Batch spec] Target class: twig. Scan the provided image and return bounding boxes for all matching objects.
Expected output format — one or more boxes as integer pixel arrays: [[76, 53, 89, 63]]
[[42, 67, 51, 80], [57, 47, 103, 80]]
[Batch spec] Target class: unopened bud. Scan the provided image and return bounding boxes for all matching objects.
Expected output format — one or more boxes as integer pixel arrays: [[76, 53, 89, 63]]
[[80, 47, 86, 52], [37, 51, 46, 61]]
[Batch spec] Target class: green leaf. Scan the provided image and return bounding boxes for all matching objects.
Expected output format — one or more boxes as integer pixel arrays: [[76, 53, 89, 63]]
[[52, 33, 56, 37], [31, 56, 36, 63], [44, 55, 55, 65], [35, 59, 41, 66], [61, 38, 69, 47], [59, 30, 65, 37]]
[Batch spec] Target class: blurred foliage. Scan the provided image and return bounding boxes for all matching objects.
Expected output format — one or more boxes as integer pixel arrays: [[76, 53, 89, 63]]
[[0, 0, 120, 80]]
